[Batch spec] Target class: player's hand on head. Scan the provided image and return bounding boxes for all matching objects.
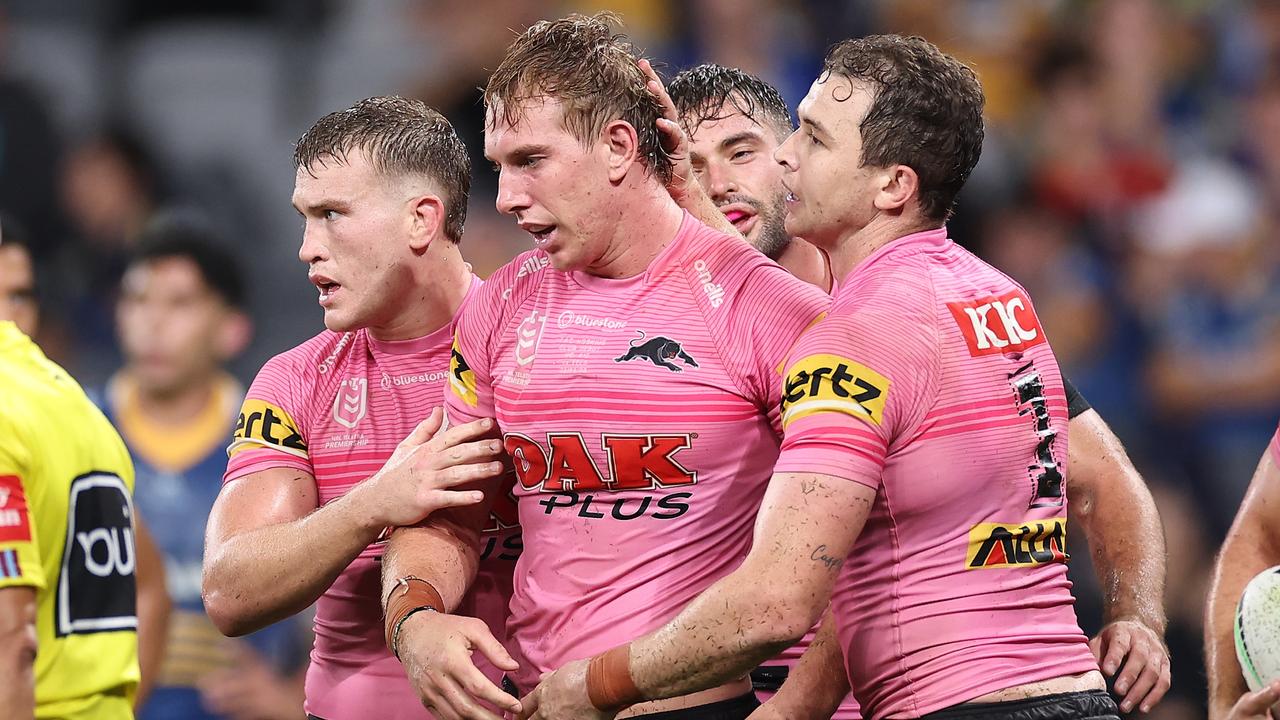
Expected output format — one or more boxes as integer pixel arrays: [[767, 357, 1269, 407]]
[[1226, 680, 1280, 719], [1088, 618, 1171, 714], [517, 659, 615, 720], [364, 408, 505, 528], [398, 611, 521, 720], [637, 58, 695, 206]]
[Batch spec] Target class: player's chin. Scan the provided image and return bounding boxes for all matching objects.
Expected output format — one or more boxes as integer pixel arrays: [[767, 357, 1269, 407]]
[[321, 307, 360, 333]]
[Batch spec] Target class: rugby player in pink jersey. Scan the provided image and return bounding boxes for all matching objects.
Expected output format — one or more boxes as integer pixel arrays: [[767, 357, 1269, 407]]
[[380, 13, 830, 720], [662, 63, 1170, 720], [520, 36, 1169, 720], [1207, 422, 1280, 719], [201, 97, 519, 720]]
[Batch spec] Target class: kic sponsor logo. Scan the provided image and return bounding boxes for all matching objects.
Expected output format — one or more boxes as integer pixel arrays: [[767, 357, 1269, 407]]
[[614, 331, 699, 373], [947, 290, 1047, 357], [0, 475, 31, 543], [966, 518, 1067, 569], [782, 354, 889, 428], [229, 399, 308, 459], [693, 259, 725, 308]]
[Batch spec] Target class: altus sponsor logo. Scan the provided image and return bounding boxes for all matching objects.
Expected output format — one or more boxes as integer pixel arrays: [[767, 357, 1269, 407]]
[[966, 518, 1067, 569]]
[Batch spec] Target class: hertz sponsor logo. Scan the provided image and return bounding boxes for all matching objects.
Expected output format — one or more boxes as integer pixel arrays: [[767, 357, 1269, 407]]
[[228, 399, 308, 459], [450, 333, 478, 407], [782, 354, 889, 428], [966, 518, 1067, 569]]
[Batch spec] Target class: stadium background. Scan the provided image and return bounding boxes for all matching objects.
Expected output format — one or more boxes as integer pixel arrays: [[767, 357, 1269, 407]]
[[2, 0, 1275, 717]]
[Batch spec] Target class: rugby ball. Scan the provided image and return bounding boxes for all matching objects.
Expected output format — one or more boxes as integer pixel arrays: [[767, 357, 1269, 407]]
[[1236, 565, 1280, 692]]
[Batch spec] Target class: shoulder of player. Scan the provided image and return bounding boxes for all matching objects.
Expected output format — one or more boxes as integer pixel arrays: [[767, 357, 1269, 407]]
[[479, 250, 550, 306], [677, 225, 819, 304], [252, 328, 360, 386]]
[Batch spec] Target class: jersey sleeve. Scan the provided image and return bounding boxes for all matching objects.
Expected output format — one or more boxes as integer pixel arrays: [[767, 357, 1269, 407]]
[[774, 271, 939, 490], [445, 291, 500, 428], [0, 413, 44, 590], [714, 263, 830, 433], [224, 352, 314, 483]]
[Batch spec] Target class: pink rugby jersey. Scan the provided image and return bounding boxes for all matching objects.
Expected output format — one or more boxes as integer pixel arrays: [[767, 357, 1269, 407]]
[[223, 277, 519, 720], [775, 228, 1100, 718], [445, 212, 829, 692]]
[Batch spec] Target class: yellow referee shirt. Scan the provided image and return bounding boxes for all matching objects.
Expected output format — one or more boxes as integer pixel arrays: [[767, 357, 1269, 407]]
[[0, 322, 139, 719]]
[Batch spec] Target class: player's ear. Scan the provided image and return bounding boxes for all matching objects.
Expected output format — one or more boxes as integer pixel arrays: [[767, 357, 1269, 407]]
[[873, 164, 918, 214], [407, 193, 446, 252], [603, 119, 640, 183], [216, 309, 252, 361]]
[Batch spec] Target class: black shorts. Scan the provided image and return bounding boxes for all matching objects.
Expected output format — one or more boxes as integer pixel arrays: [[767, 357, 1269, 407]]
[[920, 690, 1120, 720], [632, 692, 760, 719]]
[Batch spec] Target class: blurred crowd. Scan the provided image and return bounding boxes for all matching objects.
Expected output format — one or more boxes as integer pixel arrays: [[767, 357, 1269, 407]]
[[3, 0, 1277, 717]]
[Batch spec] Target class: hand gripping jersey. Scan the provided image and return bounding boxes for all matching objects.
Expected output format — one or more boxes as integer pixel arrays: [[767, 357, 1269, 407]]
[[0, 322, 139, 720], [445, 212, 830, 692], [223, 277, 519, 719], [775, 228, 1100, 718]]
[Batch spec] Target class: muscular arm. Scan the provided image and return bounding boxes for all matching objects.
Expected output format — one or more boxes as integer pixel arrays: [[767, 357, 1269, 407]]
[[133, 514, 170, 708], [202, 466, 378, 636], [755, 609, 850, 719], [1067, 409, 1166, 632], [0, 586, 37, 718], [1207, 449, 1280, 719], [627, 472, 873, 700]]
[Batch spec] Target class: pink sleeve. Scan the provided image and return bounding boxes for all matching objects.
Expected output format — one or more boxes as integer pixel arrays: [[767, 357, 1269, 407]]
[[773, 272, 939, 489], [715, 263, 830, 433], [444, 275, 504, 428], [224, 352, 314, 484]]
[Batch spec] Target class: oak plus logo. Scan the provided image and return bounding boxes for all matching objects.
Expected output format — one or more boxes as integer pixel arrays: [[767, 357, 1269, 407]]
[[57, 473, 137, 636], [333, 377, 368, 429], [947, 290, 1047, 357]]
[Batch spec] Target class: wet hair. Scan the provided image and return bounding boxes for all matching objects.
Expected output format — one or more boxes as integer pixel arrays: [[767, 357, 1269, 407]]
[[294, 96, 471, 242], [822, 34, 985, 221], [667, 64, 793, 141], [484, 12, 672, 184]]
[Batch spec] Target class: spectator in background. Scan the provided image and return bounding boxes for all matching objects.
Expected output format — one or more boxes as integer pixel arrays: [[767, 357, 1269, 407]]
[[0, 214, 39, 338], [1133, 159, 1280, 536], [58, 127, 163, 383], [0, 10, 66, 261], [99, 217, 309, 720]]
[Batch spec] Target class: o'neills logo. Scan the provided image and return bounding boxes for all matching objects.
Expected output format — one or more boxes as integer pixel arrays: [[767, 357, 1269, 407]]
[[947, 290, 1046, 357], [966, 518, 1067, 569], [694, 259, 724, 308]]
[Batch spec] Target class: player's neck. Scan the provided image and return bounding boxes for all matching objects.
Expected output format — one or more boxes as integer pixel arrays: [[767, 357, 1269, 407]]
[[775, 240, 831, 293], [829, 214, 940, 282], [369, 247, 472, 341], [586, 180, 685, 279]]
